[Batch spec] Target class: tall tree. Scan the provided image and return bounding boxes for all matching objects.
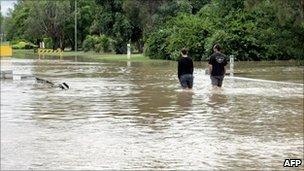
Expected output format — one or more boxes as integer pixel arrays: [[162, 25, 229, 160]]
[[92, 0, 132, 53], [4, 1, 31, 41], [63, 0, 96, 50], [26, 0, 72, 49]]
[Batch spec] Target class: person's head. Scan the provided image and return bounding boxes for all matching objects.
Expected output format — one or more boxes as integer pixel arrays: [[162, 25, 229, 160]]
[[213, 44, 221, 52], [181, 48, 188, 56]]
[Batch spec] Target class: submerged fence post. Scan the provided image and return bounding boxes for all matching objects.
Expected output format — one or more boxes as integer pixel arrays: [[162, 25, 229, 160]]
[[229, 55, 234, 76], [127, 43, 131, 59]]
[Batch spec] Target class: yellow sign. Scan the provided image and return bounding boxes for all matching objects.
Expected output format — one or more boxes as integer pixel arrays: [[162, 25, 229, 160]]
[[0, 45, 13, 57], [38, 48, 63, 56]]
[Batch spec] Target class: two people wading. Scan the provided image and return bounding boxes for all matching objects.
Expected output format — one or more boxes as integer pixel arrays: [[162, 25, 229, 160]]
[[177, 44, 228, 89]]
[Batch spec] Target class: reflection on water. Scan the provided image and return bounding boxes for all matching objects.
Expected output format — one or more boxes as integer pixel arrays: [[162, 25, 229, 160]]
[[208, 91, 228, 110], [176, 90, 193, 108], [1, 58, 303, 170]]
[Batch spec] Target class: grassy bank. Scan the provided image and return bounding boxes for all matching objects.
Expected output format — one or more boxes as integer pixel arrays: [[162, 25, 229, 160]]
[[62, 51, 151, 62], [11, 49, 304, 65], [12, 49, 156, 62]]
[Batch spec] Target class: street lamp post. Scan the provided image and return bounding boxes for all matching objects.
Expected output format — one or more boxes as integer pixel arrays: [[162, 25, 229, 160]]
[[0, 3, 2, 45], [74, 0, 77, 52]]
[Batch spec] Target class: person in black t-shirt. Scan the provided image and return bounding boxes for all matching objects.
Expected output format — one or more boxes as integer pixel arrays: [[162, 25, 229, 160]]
[[208, 44, 228, 87], [178, 48, 194, 89]]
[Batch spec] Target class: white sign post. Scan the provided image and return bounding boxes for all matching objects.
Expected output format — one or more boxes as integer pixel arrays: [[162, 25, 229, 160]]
[[229, 55, 234, 76], [127, 43, 131, 59], [41, 42, 45, 48]]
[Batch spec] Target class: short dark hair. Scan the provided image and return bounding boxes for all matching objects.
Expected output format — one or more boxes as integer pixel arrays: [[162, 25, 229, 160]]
[[181, 48, 188, 55], [213, 44, 221, 51]]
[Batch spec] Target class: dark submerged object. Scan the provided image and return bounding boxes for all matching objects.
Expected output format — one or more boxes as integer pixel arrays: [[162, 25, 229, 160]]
[[35, 77, 69, 90], [58, 82, 69, 90]]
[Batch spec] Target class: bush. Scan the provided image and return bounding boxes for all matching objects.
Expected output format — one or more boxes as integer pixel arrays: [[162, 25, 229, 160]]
[[97, 35, 112, 52], [12, 41, 37, 49], [111, 36, 129, 54], [83, 35, 114, 53], [43, 38, 53, 49], [11, 39, 28, 45], [83, 35, 96, 52], [12, 44, 20, 49], [145, 13, 209, 61], [144, 29, 170, 59]]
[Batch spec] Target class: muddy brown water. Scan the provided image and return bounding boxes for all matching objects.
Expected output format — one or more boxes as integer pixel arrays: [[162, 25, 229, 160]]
[[1, 57, 303, 170]]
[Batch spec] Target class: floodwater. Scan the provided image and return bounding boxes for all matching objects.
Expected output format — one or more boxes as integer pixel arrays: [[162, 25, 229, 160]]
[[1, 57, 303, 170]]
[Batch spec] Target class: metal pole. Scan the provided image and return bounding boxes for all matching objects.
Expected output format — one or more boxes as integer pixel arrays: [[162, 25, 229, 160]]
[[0, 3, 2, 45], [74, 0, 77, 52]]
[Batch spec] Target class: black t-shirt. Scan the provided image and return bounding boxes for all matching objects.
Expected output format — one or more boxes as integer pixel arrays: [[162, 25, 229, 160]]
[[208, 52, 228, 76], [178, 56, 193, 78]]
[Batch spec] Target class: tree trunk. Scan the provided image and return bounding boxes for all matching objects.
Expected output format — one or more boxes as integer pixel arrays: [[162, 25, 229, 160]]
[[67, 34, 75, 51], [52, 37, 60, 50], [136, 40, 144, 53], [300, 0, 304, 21], [59, 36, 64, 50]]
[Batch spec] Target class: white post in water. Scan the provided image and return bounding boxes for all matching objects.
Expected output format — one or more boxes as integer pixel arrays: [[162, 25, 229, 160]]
[[127, 43, 131, 59], [229, 55, 234, 76]]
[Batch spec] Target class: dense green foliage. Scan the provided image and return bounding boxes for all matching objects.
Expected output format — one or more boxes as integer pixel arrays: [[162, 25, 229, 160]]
[[11, 41, 37, 49], [82, 35, 114, 53], [2, 0, 303, 61], [145, 13, 208, 61], [43, 38, 53, 49], [145, 0, 304, 61]]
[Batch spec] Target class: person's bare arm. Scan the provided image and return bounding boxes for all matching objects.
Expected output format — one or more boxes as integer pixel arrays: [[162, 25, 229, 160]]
[[208, 64, 212, 75]]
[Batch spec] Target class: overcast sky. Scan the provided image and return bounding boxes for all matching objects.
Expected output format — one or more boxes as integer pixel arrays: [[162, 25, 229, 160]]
[[1, 0, 18, 16]]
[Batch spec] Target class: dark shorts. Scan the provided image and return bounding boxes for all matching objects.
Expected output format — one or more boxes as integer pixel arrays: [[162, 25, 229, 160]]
[[210, 75, 224, 87], [179, 74, 193, 89]]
